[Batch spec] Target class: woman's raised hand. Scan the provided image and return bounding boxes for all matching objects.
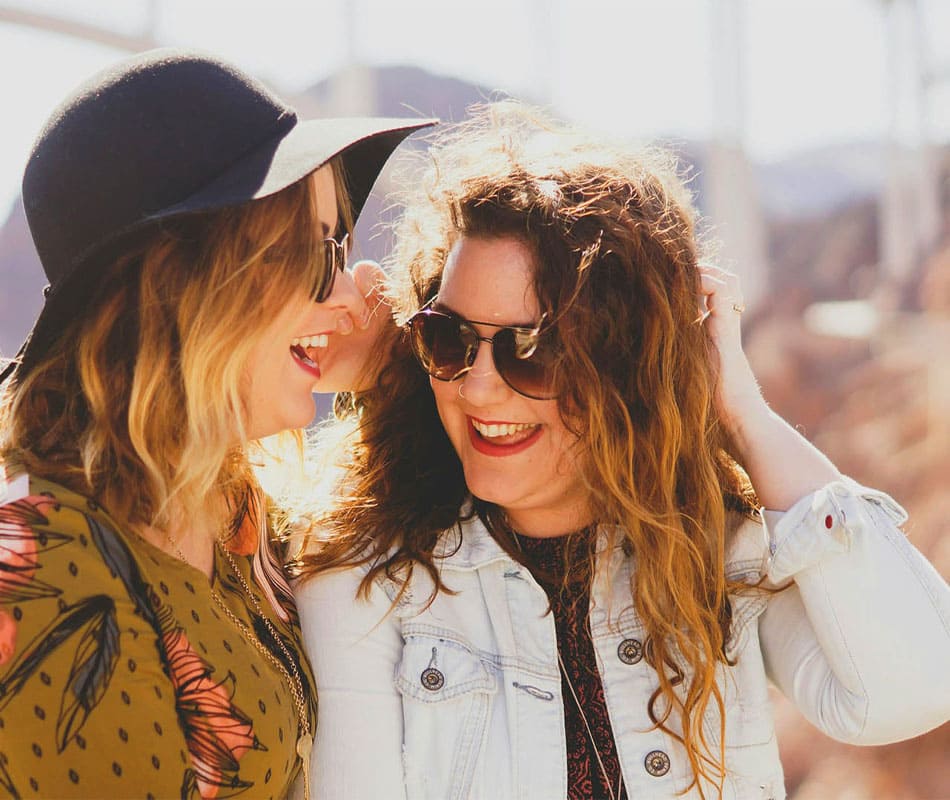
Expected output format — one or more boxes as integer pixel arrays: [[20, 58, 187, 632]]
[[318, 260, 397, 394], [697, 263, 841, 506], [696, 264, 767, 431]]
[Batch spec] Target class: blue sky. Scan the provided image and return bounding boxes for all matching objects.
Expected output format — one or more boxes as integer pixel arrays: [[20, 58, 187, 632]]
[[1, 0, 948, 218]]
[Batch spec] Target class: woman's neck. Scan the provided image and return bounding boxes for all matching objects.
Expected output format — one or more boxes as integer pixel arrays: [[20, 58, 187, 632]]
[[138, 521, 216, 578], [503, 505, 594, 539], [136, 499, 231, 580]]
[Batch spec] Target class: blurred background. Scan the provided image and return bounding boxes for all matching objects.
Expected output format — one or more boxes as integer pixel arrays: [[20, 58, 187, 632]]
[[0, 1, 947, 796]]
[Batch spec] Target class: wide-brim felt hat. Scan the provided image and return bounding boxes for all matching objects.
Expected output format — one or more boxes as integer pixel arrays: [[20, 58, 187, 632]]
[[1, 47, 435, 385]]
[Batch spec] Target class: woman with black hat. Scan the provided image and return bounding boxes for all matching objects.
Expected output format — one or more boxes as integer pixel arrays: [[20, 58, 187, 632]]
[[0, 49, 431, 799]]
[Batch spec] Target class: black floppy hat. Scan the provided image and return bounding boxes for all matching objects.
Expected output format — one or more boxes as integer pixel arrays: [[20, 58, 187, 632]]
[[1, 48, 435, 385]]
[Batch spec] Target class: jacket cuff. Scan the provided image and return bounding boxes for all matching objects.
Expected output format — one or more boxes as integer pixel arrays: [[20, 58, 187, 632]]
[[762, 477, 908, 584]]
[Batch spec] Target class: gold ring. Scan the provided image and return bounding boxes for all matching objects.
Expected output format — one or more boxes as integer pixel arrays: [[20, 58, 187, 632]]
[[732, 303, 745, 314]]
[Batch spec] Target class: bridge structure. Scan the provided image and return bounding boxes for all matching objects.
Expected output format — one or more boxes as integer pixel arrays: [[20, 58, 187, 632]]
[[1, 0, 946, 306]]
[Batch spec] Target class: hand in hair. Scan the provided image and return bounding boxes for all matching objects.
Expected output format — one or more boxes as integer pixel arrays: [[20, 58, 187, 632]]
[[316, 260, 398, 394], [697, 264, 763, 428], [697, 263, 841, 509]]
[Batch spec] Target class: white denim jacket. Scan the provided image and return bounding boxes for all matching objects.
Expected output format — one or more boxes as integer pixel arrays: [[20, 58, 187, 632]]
[[296, 480, 950, 800]]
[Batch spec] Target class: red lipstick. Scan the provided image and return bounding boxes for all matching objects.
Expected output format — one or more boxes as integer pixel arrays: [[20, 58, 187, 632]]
[[290, 345, 321, 379], [467, 418, 542, 457]]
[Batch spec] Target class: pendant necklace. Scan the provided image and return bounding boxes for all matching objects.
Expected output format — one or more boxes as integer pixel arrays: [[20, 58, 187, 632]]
[[511, 529, 623, 800], [168, 531, 313, 800], [557, 648, 622, 800]]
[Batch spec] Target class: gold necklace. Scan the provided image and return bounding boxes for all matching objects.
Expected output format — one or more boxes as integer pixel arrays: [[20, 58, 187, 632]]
[[168, 533, 312, 800], [511, 529, 622, 800]]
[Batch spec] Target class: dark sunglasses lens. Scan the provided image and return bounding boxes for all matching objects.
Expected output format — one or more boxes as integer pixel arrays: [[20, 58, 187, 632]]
[[493, 328, 557, 399], [312, 269, 334, 303], [311, 239, 346, 302], [410, 313, 474, 380]]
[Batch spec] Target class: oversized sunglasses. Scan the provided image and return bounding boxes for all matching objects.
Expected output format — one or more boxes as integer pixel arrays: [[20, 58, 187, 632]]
[[406, 307, 558, 400], [311, 231, 350, 303]]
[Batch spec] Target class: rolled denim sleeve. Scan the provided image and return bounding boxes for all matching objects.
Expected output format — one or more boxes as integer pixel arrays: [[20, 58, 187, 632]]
[[759, 478, 950, 744], [295, 567, 408, 800]]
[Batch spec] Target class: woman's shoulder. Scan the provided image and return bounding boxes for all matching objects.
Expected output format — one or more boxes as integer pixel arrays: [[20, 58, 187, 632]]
[[724, 509, 769, 583], [2, 472, 93, 514], [1, 472, 116, 572], [0, 473, 164, 712], [1, 471, 136, 547], [0, 471, 169, 610], [294, 519, 477, 616]]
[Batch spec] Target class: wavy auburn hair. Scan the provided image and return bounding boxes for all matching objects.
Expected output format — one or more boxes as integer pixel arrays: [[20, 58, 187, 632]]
[[301, 105, 756, 796], [1, 160, 352, 618]]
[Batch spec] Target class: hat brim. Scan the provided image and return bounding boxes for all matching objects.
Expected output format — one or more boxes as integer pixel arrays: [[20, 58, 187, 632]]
[[151, 116, 436, 222], [1, 116, 435, 386]]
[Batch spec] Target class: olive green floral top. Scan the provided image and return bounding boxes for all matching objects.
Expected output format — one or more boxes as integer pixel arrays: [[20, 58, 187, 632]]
[[0, 474, 316, 799]]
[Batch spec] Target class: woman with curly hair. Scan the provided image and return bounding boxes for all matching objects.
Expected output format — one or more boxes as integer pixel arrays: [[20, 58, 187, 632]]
[[0, 49, 430, 799], [295, 103, 950, 800]]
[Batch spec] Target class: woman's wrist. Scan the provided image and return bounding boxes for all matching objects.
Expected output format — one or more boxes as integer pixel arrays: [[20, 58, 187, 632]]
[[717, 356, 770, 451]]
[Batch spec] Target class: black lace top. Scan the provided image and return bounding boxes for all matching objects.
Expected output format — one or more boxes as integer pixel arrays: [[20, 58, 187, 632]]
[[515, 532, 629, 800]]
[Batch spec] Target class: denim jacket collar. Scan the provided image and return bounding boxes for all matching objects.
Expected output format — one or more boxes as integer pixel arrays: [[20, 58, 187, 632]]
[[432, 511, 626, 573], [432, 503, 769, 584]]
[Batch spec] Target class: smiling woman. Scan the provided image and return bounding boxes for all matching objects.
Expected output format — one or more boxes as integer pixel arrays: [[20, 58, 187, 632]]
[[295, 102, 950, 800], [424, 236, 589, 537], [0, 47, 431, 800]]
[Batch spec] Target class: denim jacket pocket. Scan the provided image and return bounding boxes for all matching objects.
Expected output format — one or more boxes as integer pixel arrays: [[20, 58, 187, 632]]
[[395, 630, 497, 800]]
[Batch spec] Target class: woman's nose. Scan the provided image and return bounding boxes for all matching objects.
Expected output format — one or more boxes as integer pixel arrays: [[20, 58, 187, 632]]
[[458, 338, 510, 405]]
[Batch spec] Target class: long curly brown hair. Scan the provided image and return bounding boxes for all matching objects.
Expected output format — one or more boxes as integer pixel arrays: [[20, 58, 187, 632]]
[[300, 104, 757, 795]]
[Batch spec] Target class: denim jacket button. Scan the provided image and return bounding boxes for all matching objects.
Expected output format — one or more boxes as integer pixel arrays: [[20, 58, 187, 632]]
[[420, 667, 445, 691], [617, 638, 643, 665], [644, 749, 670, 777]]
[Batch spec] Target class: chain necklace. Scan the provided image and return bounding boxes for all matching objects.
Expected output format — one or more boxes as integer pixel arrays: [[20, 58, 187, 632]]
[[168, 532, 312, 800], [556, 649, 622, 800], [511, 529, 622, 800]]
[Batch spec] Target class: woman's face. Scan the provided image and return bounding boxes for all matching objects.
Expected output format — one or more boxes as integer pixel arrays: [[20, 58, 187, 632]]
[[243, 164, 368, 440], [430, 235, 591, 538]]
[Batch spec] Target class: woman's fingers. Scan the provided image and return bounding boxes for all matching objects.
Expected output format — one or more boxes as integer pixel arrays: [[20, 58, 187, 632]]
[[319, 267, 368, 334], [698, 264, 744, 320], [694, 262, 765, 427], [352, 260, 390, 327], [324, 261, 387, 335], [308, 260, 394, 394]]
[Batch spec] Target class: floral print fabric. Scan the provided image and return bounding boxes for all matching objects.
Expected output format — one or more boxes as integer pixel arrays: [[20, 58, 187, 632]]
[[0, 475, 315, 799]]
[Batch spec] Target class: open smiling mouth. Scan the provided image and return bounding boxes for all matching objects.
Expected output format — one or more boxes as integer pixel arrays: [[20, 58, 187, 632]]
[[469, 418, 542, 455], [290, 334, 328, 373]]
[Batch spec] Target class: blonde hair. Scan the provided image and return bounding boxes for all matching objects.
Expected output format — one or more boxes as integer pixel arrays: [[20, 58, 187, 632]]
[[302, 105, 756, 797], [1, 160, 352, 563]]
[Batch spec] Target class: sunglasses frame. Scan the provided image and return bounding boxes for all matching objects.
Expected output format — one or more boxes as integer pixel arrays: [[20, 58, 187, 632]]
[[406, 306, 558, 400]]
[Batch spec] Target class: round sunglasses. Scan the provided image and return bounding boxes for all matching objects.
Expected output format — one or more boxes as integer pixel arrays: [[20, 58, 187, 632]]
[[406, 307, 558, 400]]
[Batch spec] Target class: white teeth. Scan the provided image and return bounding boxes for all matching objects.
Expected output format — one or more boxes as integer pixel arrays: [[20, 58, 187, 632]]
[[471, 420, 536, 438], [292, 335, 329, 349]]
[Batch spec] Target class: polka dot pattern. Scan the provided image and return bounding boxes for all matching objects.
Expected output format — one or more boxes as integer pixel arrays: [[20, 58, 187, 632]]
[[1, 476, 316, 799]]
